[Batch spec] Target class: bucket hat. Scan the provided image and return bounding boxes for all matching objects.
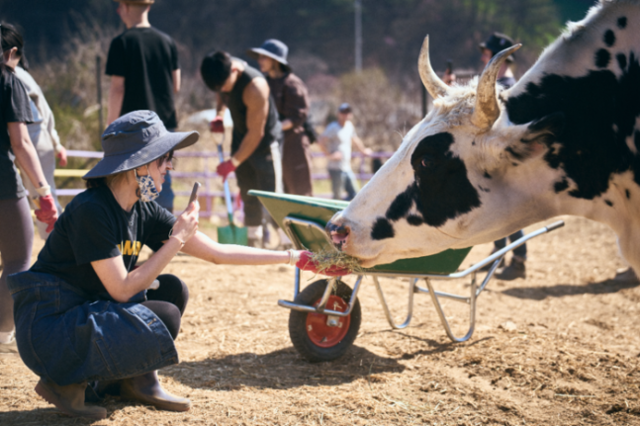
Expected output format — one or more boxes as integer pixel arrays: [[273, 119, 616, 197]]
[[83, 110, 198, 179], [247, 39, 292, 72], [479, 32, 516, 62]]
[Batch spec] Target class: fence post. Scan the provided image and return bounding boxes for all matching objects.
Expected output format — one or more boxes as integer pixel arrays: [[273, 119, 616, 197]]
[[96, 55, 103, 134]]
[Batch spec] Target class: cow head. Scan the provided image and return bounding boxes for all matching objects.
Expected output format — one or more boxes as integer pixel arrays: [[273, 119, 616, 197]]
[[327, 36, 565, 267]]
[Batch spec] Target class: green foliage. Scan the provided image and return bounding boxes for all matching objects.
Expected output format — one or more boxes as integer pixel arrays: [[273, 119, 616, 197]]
[[4, 0, 570, 78], [554, 0, 597, 23], [29, 26, 114, 154], [336, 68, 420, 151]]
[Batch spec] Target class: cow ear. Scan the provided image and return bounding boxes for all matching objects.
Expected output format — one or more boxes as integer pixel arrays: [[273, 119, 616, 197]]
[[526, 112, 565, 143], [505, 112, 564, 162]]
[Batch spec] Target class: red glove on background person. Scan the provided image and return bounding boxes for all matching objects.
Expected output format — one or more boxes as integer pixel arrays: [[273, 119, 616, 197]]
[[209, 116, 224, 133], [216, 160, 236, 182], [294, 251, 351, 277], [34, 194, 58, 233]]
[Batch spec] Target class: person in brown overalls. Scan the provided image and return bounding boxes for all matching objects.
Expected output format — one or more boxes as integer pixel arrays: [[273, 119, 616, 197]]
[[248, 39, 313, 196]]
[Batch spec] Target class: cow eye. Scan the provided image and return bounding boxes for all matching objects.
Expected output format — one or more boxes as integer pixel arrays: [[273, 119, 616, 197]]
[[420, 156, 435, 169]]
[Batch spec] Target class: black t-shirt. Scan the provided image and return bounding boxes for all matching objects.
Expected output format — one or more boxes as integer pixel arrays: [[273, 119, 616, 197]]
[[106, 27, 179, 129], [0, 69, 33, 200], [31, 185, 176, 297]]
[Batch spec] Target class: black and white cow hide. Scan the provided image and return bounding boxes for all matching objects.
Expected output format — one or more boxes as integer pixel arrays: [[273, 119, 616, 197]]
[[328, 0, 640, 271]]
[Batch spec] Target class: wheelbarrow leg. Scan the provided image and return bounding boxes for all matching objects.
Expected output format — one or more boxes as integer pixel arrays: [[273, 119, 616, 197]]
[[373, 276, 417, 329], [293, 267, 301, 298], [424, 277, 477, 342]]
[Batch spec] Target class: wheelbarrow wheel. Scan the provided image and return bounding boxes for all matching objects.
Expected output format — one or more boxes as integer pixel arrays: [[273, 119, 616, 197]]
[[288, 279, 361, 363]]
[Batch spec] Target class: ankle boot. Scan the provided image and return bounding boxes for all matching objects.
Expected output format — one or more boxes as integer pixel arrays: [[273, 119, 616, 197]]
[[35, 378, 107, 419], [120, 370, 190, 412], [495, 255, 526, 280], [85, 379, 121, 403]]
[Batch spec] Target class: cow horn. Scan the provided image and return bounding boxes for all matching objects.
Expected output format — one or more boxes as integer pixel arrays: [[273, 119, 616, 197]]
[[418, 35, 450, 100], [471, 43, 522, 129]]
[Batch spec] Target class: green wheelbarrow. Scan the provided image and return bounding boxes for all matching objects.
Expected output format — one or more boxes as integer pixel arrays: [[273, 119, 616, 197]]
[[249, 190, 564, 363]]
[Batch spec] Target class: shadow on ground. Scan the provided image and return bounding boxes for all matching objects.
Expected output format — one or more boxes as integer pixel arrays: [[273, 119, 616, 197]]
[[0, 408, 101, 425], [384, 332, 494, 359], [163, 345, 406, 390], [502, 277, 640, 300]]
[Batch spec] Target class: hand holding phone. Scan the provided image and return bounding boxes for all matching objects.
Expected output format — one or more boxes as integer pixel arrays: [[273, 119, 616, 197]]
[[188, 182, 202, 206]]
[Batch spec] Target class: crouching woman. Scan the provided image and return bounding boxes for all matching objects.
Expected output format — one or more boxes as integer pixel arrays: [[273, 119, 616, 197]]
[[7, 110, 343, 420]]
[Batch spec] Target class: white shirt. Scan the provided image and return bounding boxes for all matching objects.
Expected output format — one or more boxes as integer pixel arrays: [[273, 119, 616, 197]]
[[322, 120, 357, 172], [14, 66, 63, 154]]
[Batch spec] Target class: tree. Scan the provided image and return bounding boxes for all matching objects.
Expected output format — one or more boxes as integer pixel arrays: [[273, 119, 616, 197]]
[[3, 0, 565, 80]]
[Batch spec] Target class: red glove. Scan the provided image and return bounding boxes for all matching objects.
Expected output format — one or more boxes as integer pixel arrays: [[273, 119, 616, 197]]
[[216, 160, 236, 182], [295, 251, 351, 277], [209, 116, 224, 133], [34, 194, 58, 233]]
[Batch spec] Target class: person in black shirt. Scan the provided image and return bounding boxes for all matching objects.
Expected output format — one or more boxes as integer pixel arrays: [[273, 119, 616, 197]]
[[106, 0, 180, 212], [0, 24, 57, 353], [8, 110, 346, 419]]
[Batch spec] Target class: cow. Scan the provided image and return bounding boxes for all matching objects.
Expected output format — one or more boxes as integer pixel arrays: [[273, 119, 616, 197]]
[[327, 0, 640, 274]]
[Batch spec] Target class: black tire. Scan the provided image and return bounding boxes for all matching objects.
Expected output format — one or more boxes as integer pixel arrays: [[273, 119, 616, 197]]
[[288, 279, 361, 362]]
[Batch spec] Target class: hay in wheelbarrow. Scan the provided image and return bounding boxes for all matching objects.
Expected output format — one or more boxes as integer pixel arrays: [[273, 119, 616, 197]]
[[309, 249, 367, 275]]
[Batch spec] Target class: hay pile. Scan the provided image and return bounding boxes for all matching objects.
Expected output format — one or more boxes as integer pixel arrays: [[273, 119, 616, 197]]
[[309, 249, 367, 275]]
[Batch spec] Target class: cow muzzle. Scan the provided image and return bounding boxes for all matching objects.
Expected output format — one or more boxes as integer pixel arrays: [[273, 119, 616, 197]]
[[325, 220, 350, 251]]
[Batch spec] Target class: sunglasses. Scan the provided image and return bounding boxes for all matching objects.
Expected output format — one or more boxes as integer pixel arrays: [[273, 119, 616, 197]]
[[157, 150, 175, 166]]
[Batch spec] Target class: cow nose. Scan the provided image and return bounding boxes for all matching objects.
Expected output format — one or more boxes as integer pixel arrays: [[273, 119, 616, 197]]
[[326, 221, 350, 250]]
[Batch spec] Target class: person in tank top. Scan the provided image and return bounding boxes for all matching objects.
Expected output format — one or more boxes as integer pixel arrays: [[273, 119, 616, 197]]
[[200, 50, 282, 246]]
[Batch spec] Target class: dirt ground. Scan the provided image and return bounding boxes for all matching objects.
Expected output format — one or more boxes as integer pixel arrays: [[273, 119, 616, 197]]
[[1, 215, 640, 425]]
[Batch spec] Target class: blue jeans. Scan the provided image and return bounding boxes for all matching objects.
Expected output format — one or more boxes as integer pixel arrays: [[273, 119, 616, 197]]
[[8, 271, 178, 386], [494, 230, 527, 259], [329, 169, 359, 201]]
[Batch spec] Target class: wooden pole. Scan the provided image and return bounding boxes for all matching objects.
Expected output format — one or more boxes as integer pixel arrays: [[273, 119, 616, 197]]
[[96, 55, 103, 133], [355, 0, 362, 72]]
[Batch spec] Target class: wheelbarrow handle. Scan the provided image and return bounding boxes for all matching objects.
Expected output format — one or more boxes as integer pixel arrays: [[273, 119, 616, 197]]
[[545, 220, 564, 232]]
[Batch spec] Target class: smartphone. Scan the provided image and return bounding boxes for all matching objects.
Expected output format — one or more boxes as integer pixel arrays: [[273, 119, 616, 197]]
[[188, 182, 202, 205]]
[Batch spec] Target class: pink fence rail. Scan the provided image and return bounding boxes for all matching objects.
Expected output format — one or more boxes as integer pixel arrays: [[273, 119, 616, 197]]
[[57, 150, 392, 217]]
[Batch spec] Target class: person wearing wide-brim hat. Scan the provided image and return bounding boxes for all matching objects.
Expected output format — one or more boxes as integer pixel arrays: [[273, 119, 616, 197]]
[[477, 32, 527, 280], [478, 32, 517, 87], [7, 110, 347, 419], [247, 39, 292, 73], [247, 39, 314, 199]]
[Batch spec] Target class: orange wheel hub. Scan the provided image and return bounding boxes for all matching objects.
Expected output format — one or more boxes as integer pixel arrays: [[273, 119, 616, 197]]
[[305, 295, 351, 348]]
